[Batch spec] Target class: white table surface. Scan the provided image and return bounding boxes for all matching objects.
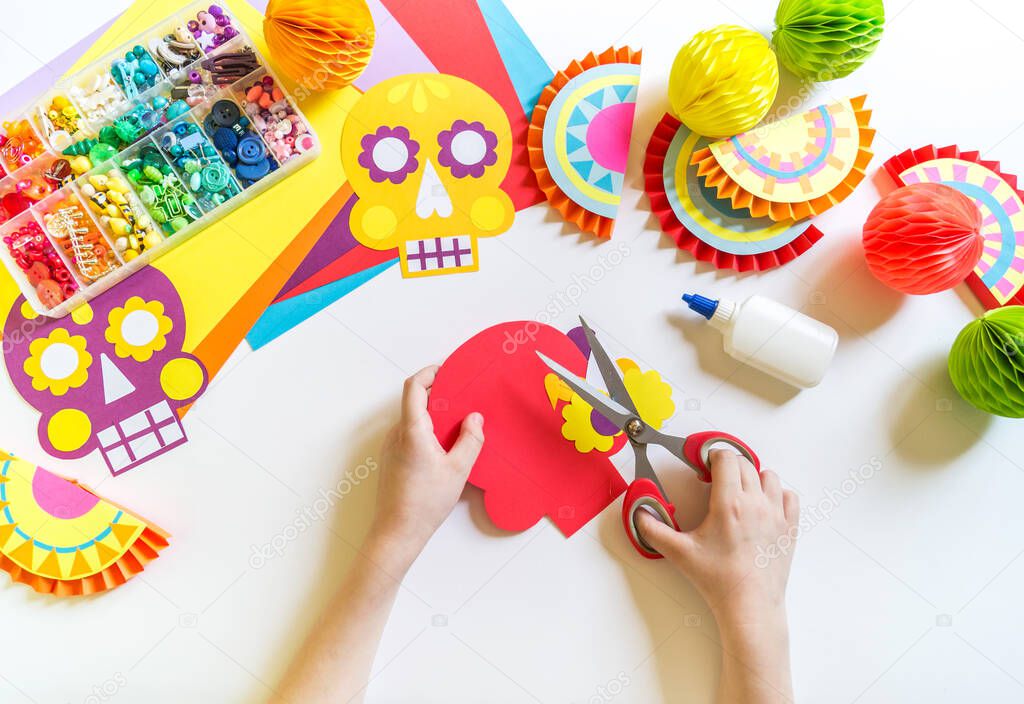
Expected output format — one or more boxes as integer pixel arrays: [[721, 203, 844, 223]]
[[2, 1, 1024, 702]]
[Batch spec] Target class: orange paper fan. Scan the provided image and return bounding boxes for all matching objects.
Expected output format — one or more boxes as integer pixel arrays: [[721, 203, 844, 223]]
[[0, 455, 169, 596], [264, 0, 375, 90], [691, 95, 875, 222], [528, 47, 642, 238]]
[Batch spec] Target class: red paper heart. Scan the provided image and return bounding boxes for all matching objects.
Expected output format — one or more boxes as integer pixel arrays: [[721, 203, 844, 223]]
[[430, 322, 627, 536]]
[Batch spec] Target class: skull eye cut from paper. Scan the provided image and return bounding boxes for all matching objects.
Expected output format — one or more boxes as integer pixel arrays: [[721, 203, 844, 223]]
[[341, 73, 515, 278], [3, 268, 209, 475], [358, 126, 420, 184], [438, 120, 498, 179]]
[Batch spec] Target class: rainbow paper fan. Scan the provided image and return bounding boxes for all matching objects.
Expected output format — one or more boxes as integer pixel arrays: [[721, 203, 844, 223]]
[[691, 95, 875, 221], [0, 455, 168, 596], [528, 47, 642, 238], [264, 0, 375, 90], [884, 145, 1024, 309], [644, 113, 823, 271]]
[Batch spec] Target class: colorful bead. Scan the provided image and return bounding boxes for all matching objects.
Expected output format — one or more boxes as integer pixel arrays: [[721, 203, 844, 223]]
[[0, 119, 45, 173], [237, 75, 313, 165], [3, 220, 79, 308], [41, 196, 120, 283], [189, 4, 238, 54]]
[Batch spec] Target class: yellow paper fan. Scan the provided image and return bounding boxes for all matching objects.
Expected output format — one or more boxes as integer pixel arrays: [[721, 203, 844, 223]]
[[0, 455, 168, 596], [264, 0, 375, 90], [691, 95, 875, 221]]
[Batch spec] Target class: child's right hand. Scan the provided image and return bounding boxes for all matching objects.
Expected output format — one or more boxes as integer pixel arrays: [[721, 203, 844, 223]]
[[636, 450, 799, 628]]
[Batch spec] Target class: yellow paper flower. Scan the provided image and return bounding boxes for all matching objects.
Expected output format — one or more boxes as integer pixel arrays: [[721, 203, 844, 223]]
[[105, 297, 173, 362], [23, 328, 92, 396], [560, 359, 676, 454]]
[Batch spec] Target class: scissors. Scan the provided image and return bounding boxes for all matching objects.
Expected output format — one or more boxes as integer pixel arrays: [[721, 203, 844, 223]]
[[537, 317, 761, 559]]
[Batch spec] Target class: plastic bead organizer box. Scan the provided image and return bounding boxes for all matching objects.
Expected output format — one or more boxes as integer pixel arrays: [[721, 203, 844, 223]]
[[0, 2, 320, 319]]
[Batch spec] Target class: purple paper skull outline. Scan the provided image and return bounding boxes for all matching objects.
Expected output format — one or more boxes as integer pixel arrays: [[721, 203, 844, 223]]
[[3, 268, 209, 476]]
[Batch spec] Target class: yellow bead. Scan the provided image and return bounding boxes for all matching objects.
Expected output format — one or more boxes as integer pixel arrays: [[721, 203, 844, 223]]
[[109, 218, 131, 235], [123, 249, 139, 262], [107, 178, 128, 193], [143, 232, 163, 250]]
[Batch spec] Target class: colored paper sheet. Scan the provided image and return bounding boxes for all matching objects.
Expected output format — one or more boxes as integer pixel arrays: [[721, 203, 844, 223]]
[[884, 145, 1024, 309], [529, 47, 641, 238], [692, 96, 875, 222], [0, 454, 169, 596], [644, 113, 824, 271], [277, 242, 398, 303], [354, 0, 439, 89], [383, 0, 544, 211], [275, 196, 362, 299], [477, 0, 554, 117], [430, 322, 628, 537], [247, 259, 398, 350], [0, 0, 358, 474]]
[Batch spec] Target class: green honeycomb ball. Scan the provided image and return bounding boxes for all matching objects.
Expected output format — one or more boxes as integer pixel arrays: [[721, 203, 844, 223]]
[[773, 0, 885, 81], [948, 306, 1024, 418]]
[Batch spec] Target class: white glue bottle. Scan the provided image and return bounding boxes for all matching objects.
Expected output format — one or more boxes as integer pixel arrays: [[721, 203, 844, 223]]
[[682, 292, 838, 389]]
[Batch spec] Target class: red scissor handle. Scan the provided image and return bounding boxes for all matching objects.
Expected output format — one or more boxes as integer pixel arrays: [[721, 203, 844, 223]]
[[622, 478, 681, 560], [683, 431, 761, 483]]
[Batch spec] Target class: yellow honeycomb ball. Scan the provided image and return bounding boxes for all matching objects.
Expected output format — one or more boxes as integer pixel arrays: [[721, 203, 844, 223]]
[[669, 25, 779, 139]]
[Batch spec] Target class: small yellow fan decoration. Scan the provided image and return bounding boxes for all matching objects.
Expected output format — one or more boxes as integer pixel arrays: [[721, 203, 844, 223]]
[[264, 0, 375, 91], [669, 25, 779, 139]]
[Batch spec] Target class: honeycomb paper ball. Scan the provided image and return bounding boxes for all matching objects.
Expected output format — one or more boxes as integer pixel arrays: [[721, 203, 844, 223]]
[[668, 25, 779, 139], [773, 0, 885, 81], [863, 183, 984, 295], [264, 0, 375, 90], [949, 306, 1024, 418]]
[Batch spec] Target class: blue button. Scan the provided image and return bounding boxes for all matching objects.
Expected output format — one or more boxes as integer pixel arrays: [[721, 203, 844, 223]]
[[237, 136, 266, 165]]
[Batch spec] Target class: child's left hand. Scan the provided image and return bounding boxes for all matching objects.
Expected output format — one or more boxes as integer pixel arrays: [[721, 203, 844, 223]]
[[372, 366, 485, 561]]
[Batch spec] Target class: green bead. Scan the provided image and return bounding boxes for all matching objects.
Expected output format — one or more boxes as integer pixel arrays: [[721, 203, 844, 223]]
[[949, 306, 1024, 418], [169, 216, 189, 232], [126, 168, 143, 182], [772, 0, 884, 81], [98, 125, 121, 147], [63, 139, 96, 157], [113, 119, 140, 144], [143, 165, 164, 182], [88, 143, 118, 164], [184, 161, 200, 174]]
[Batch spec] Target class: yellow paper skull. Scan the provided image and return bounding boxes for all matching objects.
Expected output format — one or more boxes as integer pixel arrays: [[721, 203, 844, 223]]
[[341, 73, 515, 277]]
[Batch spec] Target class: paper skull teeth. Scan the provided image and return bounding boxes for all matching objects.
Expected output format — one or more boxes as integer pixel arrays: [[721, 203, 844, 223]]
[[341, 73, 516, 278]]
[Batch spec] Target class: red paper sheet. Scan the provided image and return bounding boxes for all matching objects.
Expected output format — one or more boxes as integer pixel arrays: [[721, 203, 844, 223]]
[[382, 0, 543, 211], [430, 322, 627, 536]]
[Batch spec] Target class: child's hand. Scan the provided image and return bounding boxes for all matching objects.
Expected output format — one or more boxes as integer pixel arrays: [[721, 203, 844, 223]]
[[636, 450, 799, 628], [371, 366, 484, 561]]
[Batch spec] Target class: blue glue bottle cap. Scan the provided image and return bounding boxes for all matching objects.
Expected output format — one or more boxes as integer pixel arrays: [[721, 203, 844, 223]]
[[682, 293, 720, 321]]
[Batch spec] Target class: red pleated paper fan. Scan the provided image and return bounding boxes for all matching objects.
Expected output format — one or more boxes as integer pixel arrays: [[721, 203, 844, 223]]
[[644, 112, 824, 271]]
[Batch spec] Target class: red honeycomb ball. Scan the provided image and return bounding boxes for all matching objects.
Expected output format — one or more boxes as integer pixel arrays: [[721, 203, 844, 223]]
[[863, 183, 984, 295]]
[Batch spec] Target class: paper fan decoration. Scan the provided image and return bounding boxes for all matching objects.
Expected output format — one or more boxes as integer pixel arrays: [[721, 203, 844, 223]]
[[528, 47, 642, 238], [0, 455, 168, 596], [264, 0, 375, 90], [884, 145, 1024, 309], [692, 95, 874, 221], [863, 184, 983, 295], [948, 306, 1024, 418], [773, 0, 885, 82], [644, 113, 824, 271], [668, 25, 779, 140]]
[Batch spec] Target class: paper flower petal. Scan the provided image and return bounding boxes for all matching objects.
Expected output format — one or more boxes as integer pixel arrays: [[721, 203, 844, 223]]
[[528, 47, 642, 238], [691, 95, 875, 222], [644, 113, 824, 271]]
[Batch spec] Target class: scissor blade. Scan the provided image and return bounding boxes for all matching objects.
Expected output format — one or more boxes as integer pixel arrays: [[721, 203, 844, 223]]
[[536, 352, 634, 430], [578, 317, 638, 414]]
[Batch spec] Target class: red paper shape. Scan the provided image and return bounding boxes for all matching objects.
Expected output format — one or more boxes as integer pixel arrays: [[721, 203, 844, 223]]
[[883, 145, 1024, 309], [863, 183, 983, 295], [430, 322, 627, 536]]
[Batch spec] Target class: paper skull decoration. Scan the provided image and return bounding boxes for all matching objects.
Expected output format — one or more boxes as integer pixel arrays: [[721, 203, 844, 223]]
[[429, 322, 627, 536], [3, 268, 208, 475], [341, 73, 515, 278]]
